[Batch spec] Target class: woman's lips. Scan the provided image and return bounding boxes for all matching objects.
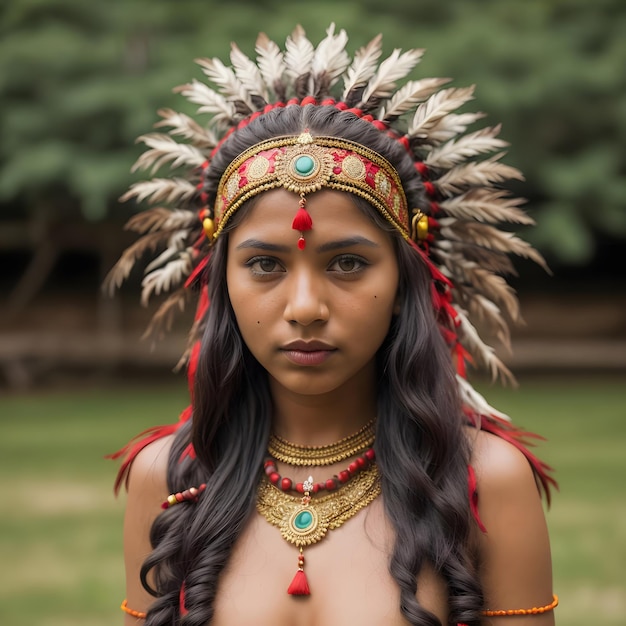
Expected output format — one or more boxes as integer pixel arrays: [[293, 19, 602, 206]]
[[280, 340, 337, 366], [281, 349, 336, 366]]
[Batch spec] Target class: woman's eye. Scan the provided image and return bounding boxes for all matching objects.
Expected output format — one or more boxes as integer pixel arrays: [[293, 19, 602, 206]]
[[247, 256, 283, 275], [330, 255, 367, 274]]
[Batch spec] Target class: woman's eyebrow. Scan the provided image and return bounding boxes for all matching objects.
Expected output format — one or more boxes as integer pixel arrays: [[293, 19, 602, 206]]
[[235, 239, 290, 252], [316, 236, 379, 253]]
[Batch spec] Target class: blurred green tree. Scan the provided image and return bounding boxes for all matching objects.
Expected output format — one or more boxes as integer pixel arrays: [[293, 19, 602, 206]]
[[1, 0, 624, 266]]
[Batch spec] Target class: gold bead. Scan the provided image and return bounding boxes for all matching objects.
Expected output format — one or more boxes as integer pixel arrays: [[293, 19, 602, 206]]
[[411, 210, 429, 241], [202, 217, 215, 240], [416, 214, 428, 240]]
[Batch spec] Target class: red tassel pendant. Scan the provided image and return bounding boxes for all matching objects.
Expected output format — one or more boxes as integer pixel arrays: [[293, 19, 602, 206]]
[[292, 206, 313, 232], [287, 549, 310, 595], [292, 194, 312, 250]]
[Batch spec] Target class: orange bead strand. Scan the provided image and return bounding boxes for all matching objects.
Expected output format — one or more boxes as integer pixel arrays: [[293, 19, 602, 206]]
[[120, 593, 558, 620], [482, 594, 558, 617], [121, 599, 147, 619]]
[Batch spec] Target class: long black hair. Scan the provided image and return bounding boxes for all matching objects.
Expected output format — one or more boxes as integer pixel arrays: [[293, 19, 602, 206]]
[[140, 104, 483, 626]]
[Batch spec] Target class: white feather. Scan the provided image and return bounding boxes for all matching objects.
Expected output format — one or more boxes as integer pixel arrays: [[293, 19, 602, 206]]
[[132, 134, 206, 174], [176, 79, 235, 126], [154, 108, 218, 148], [120, 179, 198, 205], [408, 86, 475, 139], [439, 189, 533, 224], [378, 77, 450, 121], [195, 57, 254, 110], [456, 374, 512, 420], [468, 294, 512, 351], [285, 25, 314, 79], [144, 231, 189, 274], [359, 48, 425, 106], [456, 307, 515, 383], [311, 23, 350, 86], [341, 34, 383, 101], [420, 112, 486, 144], [436, 155, 524, 196], [255, 32, 286, 96], [425, 125, 508, 168], [230, 43, 268, 101], [439, 220, 548, 268], [141, 248, 193, 305]]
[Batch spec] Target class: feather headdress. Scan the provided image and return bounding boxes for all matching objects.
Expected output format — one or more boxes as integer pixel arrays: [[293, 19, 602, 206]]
[[105, 24, 554, 497]]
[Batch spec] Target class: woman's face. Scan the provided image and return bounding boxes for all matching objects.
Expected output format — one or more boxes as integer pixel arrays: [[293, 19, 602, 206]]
[[226, 188, 400, 398]]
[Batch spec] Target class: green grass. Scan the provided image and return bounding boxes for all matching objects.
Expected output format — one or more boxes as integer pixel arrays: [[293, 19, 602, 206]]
[[0, 375, 624, 625]]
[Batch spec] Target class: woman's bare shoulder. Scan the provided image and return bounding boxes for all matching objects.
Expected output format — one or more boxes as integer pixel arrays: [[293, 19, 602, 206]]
[[125, 434, 174, 499], [465, 427, 555, 624], [466, 427, 537, 491], [122, 435, 176, 623]]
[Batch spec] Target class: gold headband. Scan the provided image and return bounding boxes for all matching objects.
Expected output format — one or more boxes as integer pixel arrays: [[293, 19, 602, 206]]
[[213, 132, 410, 247]]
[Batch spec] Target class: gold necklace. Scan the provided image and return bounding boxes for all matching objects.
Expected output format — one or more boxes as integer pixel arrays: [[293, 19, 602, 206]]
[[267, 418, 376, 466], [256, 462, 381, 595]]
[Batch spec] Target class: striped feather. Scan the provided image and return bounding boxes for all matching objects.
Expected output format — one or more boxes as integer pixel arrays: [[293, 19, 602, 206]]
[[436, 248, 521, 322], [436, 155, 524, 196], [341, 34, 383, 103], [284, 25, 314, 80], [378, 77, 450, 122], [195, 57, 254, 112], [458, 262, 521, 322], [358, 48, 425, 107], [433, 239, 517, 277], [142, 287, 189, 341], [456, 375, 512, 420], [120, 180, 198, 206], [468, 294, 512, 351], [311, 23, 350, 89], [255, 32, 287, 100], [141, 249, 194, 305], [439, 219, 549, 269], [131, 134, 206, 174], [439, 189, 533, 224], [122, 207, 197, 234], [420, 111, 486, 145], [456, 307, 516, 384], [425, 125, 508, 168], [408, 86, 475, 139], [230, 43, 268, 103], [175, 80, 236, 126], [154, 108, 217, 148], [102, 230, 173, 296], [144, 230, 190, 274]]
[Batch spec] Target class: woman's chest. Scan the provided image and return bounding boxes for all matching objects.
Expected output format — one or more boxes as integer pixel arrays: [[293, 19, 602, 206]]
[[212, 499, 447, 626]]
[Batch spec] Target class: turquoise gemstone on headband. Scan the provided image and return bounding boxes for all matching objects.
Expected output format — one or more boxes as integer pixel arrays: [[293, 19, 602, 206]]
[[294, 510, 313, 530], [294, 155, 315, 176]]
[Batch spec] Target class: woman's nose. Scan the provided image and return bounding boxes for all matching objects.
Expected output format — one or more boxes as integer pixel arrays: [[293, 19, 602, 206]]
[[283, 269, 329, 326]]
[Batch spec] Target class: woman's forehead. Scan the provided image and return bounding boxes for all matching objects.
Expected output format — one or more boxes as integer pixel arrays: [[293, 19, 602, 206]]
[[229, 189, 389, 246]]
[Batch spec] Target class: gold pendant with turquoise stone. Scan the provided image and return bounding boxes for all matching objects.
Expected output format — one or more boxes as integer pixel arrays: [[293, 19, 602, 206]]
[[256, 464, 381, 548]]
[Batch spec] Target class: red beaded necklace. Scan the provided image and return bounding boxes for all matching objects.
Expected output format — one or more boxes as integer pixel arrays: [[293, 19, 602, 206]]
[[263, 447, 376, 494]]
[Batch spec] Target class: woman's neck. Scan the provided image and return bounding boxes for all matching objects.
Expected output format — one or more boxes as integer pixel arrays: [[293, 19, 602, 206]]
[[268, 364, 378, 446]]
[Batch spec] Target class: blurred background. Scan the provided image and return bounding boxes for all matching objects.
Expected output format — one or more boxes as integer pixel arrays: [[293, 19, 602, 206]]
[[0, 0, 624, 624]]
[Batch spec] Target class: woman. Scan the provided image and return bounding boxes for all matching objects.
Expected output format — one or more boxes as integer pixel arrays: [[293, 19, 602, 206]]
[[107, 25, 557, 625]]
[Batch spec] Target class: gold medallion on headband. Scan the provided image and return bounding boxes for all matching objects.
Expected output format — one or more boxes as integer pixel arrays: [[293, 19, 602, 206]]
[[274, 132, 334, 194]]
